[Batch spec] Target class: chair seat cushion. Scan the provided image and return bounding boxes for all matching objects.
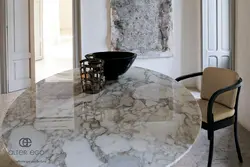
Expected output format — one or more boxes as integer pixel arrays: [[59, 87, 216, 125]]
[[197, 99, 235, 123]]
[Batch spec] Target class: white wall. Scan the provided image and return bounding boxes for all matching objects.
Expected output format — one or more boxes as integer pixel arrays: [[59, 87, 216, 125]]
[[235, 0, 250, 131], [173, 0, 201, 86], [172, 0, 199, 80], [134, 0, 201, 83], [80, 0, 201, 87], [81, 0, 108, 56]]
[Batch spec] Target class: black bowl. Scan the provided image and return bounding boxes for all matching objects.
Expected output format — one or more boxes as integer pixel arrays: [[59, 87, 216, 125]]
[[85, 51, 137, 80]]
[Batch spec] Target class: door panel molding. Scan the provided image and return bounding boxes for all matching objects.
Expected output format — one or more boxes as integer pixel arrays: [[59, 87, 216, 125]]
[[202, 0, 235, 70], [7, 0, 32, 92]]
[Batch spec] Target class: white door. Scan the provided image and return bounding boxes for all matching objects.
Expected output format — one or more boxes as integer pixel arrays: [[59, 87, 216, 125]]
[[202, 0, 234, 69], [7, 0, 32, 92], [34, 0, 44, 61]]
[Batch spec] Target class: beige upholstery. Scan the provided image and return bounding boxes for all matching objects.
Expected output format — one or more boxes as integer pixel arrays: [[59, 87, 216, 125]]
[[197, 99, 235, 123], [201, 67, 239, 109]]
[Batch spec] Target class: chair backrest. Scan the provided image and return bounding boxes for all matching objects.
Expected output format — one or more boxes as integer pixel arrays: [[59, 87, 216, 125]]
[[201, 67, 240, 109]]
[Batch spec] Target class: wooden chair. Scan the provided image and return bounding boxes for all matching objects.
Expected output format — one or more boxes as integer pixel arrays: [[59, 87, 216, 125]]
[[176, 67, 243, 167]]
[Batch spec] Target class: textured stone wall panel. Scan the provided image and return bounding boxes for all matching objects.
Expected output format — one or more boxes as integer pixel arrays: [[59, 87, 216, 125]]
[[110, 0, 173, 58]]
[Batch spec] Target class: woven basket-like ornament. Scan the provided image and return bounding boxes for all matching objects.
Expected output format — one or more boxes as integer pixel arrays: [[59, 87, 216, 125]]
[[79, 56, 105, 94]]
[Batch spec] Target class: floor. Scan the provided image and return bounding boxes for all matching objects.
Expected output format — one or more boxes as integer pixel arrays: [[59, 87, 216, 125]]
[[35, 38, 73, 82], [0, 90, 250, 167]]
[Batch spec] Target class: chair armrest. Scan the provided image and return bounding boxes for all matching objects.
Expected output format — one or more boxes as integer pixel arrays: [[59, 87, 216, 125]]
[[175, 72, 203, 82], [206, 78, 243, 123]]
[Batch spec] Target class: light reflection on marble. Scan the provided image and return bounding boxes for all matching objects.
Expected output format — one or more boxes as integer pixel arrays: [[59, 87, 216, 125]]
[[1, 67, 201, 167]]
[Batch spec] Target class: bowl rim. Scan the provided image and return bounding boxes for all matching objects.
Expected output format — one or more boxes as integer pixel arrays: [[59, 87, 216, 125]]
[[85, 51, 137, 60]]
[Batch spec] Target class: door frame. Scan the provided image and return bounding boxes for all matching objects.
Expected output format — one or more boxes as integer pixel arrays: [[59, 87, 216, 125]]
[[0, 0, 8, 94], [30, 0, 36, 90], [231, 0, 236, 70], [72, 0, 82, 68], [34, 0, 44, 61]]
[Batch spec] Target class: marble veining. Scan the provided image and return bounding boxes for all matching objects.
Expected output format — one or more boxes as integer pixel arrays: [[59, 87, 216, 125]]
[[1, 67, 201, 167]]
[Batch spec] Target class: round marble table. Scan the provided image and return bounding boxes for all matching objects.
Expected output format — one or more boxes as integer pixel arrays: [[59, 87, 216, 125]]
[[1, 67, 201, 167]]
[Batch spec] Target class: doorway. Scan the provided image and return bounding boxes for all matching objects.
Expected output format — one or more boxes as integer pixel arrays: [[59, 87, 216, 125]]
[[34, 0, 73, 82], [1, 0, 81, 93]]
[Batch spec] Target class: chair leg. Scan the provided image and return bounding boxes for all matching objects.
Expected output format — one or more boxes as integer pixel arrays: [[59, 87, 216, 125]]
[[207, 132, 214, 167], [234, 122, 243, 163], [207, 130, 214, 167]]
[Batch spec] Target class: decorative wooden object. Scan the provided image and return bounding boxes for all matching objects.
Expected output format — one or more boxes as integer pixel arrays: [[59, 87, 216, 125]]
[[80, 56, 105, 94]]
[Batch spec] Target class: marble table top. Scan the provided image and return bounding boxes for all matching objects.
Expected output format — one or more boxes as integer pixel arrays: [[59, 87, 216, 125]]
[[1, 67, 201, 167]]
